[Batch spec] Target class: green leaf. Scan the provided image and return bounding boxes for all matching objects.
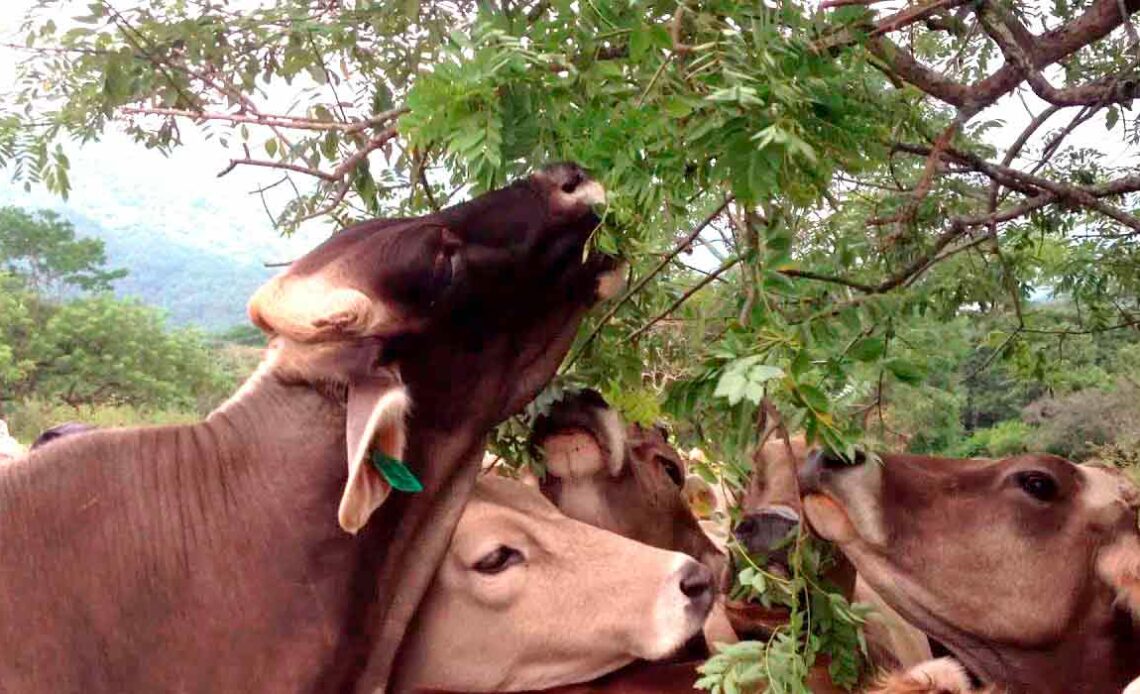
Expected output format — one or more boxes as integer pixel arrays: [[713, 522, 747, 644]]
[[848, 336, 884, 362], [885, 358, 926, 385], [630, 26, 651, 60], [370, 451, 424, 493], [797, 383, 829, 412]]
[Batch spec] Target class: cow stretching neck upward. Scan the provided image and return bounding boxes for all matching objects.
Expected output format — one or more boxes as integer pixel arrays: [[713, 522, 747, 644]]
[[800, 450, 1140, 694], [0, 163, 620, 693]]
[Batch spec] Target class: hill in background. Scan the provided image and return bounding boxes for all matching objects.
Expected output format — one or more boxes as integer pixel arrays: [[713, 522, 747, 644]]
[[0, 135, 332, 331]]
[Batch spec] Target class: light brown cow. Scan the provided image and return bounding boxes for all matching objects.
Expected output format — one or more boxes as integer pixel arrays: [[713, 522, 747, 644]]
[[800, 450, 1140, 693], [399, 476, 715, 692], [734, 435, 932, 674], [530, 389, 729, 588]]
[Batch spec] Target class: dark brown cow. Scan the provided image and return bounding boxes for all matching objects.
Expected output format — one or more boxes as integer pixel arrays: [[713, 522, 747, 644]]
[[0, 163, 618, 693], [800, 449, 1140, 693], [530, 389, 729, 589]]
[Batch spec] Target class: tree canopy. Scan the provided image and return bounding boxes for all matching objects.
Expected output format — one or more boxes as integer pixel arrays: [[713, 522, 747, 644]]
[[0, 205, 229, 416], [5, 0, 1140, 689]]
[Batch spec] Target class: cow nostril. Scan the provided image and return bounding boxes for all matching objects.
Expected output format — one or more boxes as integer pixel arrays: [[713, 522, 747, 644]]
[[735, 517, 758, 538], [679, 563, 714, 600], [819, 450, 853, 469]]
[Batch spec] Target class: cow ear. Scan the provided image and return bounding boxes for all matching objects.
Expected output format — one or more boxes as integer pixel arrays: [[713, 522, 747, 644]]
[[338, 379, 411, 534], [1097, 532, 1140, 616], [249, 274, 392, 343]]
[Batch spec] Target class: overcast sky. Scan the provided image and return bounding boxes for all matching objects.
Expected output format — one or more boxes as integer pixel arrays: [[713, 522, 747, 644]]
[[0, 0, 1135, 262]]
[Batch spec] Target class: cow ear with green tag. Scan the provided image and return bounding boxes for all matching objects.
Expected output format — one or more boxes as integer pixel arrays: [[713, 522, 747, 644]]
[[339, 376, 411, 534]]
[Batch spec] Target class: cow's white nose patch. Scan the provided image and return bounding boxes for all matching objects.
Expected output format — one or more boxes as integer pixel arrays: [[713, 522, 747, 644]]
[[643, 553, 703, 661]]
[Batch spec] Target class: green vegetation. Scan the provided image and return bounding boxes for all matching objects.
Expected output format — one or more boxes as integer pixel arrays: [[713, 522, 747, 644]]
[[5, 0, 1140, 689], [0, 205, 254, 440]]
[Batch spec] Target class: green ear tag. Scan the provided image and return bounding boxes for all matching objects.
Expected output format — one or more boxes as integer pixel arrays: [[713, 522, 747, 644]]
[[370, 451, 424, 493]]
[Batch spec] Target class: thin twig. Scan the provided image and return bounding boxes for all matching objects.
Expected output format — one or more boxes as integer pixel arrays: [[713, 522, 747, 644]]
[[121, 106, 407, 133], [627, 256, 740, 341], [563, 197, 732, 369]]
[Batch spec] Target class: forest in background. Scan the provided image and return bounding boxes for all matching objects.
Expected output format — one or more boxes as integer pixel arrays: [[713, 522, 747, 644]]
[[0, 205, 261, 441]]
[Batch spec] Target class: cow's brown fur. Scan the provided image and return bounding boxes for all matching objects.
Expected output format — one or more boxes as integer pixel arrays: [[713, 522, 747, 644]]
[[532, 390, 728, 588], [0, 163, 616, 693], [734, 434, 931, 675], [801, 451, 1140, 694], [400, 476, 713, 692]]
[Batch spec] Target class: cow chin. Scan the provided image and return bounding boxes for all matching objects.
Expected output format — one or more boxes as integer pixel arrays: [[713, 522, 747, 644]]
[[637, 554, 713, 661]]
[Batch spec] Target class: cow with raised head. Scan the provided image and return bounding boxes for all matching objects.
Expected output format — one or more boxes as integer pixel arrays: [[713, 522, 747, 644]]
[[0, 162, 620, 693], [530, 389, 728, 587], [799, 450, 1140, 693]]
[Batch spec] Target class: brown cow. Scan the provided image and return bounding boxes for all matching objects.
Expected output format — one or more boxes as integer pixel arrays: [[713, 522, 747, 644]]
[[734, 435, 932, 674], [0, 163, 618, 693], [799, 450, 1140, 693], [400, 476, 714, 691], [530, 389, 729, 588]]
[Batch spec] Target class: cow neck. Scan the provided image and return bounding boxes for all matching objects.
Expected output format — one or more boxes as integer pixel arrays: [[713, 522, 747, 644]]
[[949, 589, 1140, 694]]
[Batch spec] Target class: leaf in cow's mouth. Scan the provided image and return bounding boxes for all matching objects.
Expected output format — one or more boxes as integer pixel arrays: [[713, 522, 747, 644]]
[[370, 451, 424, 493]]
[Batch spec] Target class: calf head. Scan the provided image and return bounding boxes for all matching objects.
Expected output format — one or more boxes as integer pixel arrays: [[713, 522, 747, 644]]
[[531, 389, 729, 588], [400, 476, 715, 692], [800, 450, 1140, 692]]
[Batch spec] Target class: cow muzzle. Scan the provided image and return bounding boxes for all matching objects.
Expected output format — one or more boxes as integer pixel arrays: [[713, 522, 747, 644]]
[[643, 556, 715, 661]]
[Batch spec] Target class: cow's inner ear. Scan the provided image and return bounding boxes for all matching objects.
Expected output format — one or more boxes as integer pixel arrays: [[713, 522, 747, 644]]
[[1097, 532, 1140, 617], [338, 377, 411, 534]]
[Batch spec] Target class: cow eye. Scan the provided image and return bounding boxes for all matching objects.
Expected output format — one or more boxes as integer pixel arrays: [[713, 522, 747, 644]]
[[657, 456, 684, 487], [472, 546, 524, 575], [1013, 470, 1059, 502], [561, 169, 584, 193]]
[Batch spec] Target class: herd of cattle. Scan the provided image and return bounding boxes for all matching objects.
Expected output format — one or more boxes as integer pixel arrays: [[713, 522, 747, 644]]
[[0, 162, 1137, 693]]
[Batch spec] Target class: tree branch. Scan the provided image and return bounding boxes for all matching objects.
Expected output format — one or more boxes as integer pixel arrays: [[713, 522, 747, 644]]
[[563, 197, 732, 369], [627, 256, 741, 341], [121, 106, 408, 133]]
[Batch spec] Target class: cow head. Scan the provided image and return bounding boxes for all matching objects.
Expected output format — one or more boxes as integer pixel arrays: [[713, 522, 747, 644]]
[[734, 434, 811, 576], [530, 390, 729, 590], [245, 163, 616, 534], [799, 450, 1140, 691], [400, 476, 715, 692]]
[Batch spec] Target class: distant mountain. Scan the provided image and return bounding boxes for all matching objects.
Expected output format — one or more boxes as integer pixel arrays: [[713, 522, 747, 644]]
[[0, 135, 333, 331], [77, 211, 275, 331]]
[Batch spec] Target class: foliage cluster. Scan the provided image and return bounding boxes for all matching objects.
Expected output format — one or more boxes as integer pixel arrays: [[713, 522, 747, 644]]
[[0, 206, 239, 424]]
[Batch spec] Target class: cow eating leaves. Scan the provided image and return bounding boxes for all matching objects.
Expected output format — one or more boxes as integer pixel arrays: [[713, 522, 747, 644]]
[[530, 389, 729, 588], [0, 163, 618, 693], [799, 450, 1140, 694]]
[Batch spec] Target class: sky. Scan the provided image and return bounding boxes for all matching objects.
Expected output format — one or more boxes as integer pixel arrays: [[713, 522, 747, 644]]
[[0, 0, 331, 262], [0, 0, 1136, 265]]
